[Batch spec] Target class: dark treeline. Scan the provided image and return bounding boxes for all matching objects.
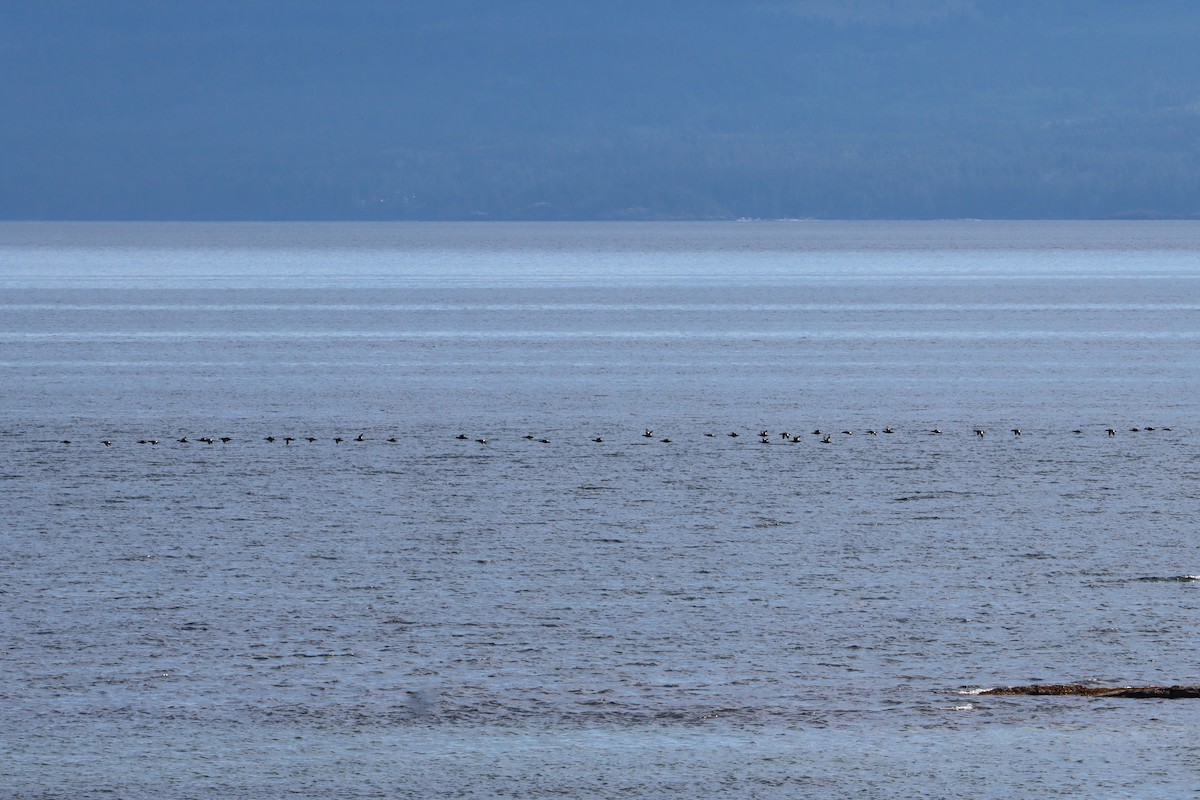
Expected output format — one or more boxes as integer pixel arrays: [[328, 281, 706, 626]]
[[3, 1, 1200, 220]]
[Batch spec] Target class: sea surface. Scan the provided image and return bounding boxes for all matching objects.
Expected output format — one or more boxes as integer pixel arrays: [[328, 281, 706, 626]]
[[2, 220, 1200, 798]]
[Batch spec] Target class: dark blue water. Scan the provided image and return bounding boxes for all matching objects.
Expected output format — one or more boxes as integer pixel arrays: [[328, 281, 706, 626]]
[[3, 221, 1200, 798]]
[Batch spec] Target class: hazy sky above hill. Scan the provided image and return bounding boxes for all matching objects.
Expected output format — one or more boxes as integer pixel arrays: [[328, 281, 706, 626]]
[[3, 1, 1199, 220]]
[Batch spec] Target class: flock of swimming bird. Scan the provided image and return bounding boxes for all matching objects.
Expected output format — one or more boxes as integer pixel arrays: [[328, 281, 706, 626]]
[[56, 425, 1172, 447]]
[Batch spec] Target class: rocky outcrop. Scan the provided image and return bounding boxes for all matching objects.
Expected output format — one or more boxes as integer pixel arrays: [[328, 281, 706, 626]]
[[981, 684, 1200, 698]]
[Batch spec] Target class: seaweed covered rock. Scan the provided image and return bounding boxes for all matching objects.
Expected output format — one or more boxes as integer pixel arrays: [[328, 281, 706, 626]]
[[981, 684, 1200, 698]]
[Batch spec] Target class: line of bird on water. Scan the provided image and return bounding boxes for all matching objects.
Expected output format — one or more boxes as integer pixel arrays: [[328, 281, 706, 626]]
[[59, 425, 1172, 446]]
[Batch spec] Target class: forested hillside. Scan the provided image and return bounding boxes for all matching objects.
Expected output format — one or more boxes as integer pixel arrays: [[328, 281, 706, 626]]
[[3, 1, 1198, 219]]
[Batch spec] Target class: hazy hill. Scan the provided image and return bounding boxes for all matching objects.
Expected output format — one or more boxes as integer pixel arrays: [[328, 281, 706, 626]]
[[3, 0, 1199, 220]]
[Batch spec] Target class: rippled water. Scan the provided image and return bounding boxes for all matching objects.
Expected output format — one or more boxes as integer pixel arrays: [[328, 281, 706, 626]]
[[3, 221, 1200, 798]]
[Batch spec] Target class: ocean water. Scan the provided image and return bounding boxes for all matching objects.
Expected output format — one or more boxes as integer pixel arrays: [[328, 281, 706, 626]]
[[2, 220, 1200, 798]]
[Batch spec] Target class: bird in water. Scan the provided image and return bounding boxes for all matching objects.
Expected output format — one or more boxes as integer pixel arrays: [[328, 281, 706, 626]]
[[334, 437, 344, 444], [1106, 428, 1116, 436], [355, 433, 365, 442], [264, 436, 275, 443], [1011, 429, 1021, 436], [177, 437, 188, 443], [593, 437, 603, 443], [284, 437, 294, 445], [728, 432, 739, 437], [102, 440, 112, 446], [821, 435, 832, 444], [643, 429, 654, 438]]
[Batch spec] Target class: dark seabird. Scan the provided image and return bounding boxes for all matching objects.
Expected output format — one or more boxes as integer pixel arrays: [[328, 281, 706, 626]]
[[841, 430, 852, 436], [660, 438, 672, 443], [201, 437, 214, 444], [102, 440, 112, 446], [522, 434, 534, 440], [759, 430, 769, 438], [867, 430, 878, 436], [791, 436, 802, 443], [220, 437, 231, 443], [177, 437, 188, 443], [334, 437, 344, 444], [811, 429, 821, 435], [821, 435, 832, 444], [1106, 428, 1116, 436], [137, 440, 147, 444], [728, 432, 739, 437], [1145, 427, 1156, 431], [539, 438, 550, 444], [883, 427, 894, 434], [306, 437, 317, 442], [593, 437, 603, 443], [388, 437, 397, 443], [60, 440, 71, 444], [974, 429, 985, 437], [780, 432, 790, 439], [458, 434, 470, 440], [1011, 429, 1021, 436], [284, 437, 294, 445], [643, 429, 654, 437], [264, 436, 275, 442], [1072, 429, 1082, 434], [355, 433, 365, 441], [476, 438, 488, 444], [1130, 428, 1140, 432], [930, 429, 942, 435], [705, 432, 715, 437]]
